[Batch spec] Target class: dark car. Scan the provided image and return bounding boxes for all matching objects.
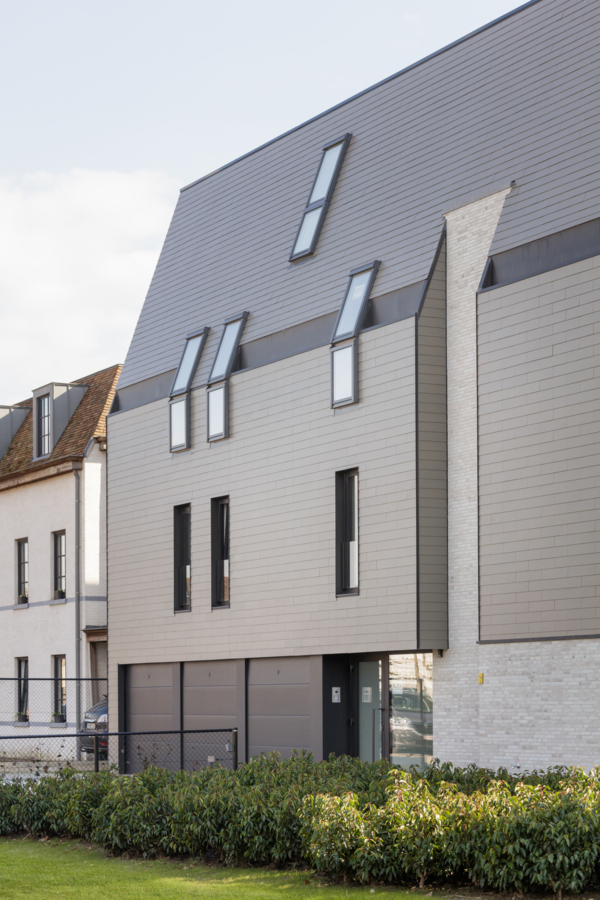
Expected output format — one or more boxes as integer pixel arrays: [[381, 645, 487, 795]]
[[78, 698, 108, 759]]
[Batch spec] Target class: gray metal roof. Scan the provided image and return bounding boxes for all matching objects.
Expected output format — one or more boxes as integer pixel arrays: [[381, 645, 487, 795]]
[[118, 0, 600, 390]]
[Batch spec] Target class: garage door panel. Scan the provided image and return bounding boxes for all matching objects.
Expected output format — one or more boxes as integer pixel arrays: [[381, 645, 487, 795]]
[[127, 713, 174, 732], [248, 715, 310, 749], [184, 685, 236, 716], [184, 661, 236, 687], [248, 657, 310, 685], [126, 686, 173, 717], [248, 684, 310, 717], [127, 663, 173, 689], [183, 714, 237, 731]]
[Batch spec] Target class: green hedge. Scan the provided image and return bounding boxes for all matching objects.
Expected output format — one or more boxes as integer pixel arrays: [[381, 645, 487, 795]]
[[2, 754, 600, 892]]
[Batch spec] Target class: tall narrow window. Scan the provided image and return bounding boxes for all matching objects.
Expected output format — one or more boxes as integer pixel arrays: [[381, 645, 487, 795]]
[[17, 539, 29, 603], [52, 655, 67, 720], [169, 327, 209, 452], [211, 497, 230, 608], [174, 504, 191, 611], [330, 262, 380, 408], [16, 658, 28, 720], [53, 531, 66, 599], [290, 134, 351, 260], [207, 314, 248, 442], [37, 394, 50, 456], [336, 469, 359, 595]]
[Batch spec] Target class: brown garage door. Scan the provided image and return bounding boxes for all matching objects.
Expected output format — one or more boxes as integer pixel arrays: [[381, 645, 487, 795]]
[[247, 657, 311, 759]]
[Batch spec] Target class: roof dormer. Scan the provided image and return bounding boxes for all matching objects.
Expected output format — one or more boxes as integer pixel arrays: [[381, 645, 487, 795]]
[[0, 405, 30, 461], [31, 382, 89, 460]]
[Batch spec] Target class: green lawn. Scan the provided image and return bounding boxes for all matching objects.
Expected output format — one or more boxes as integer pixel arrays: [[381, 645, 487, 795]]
[[0, 837, 413, 899]]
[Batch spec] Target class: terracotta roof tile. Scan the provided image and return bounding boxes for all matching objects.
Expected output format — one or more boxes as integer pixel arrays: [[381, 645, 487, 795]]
[[0, 364, 121, 479]]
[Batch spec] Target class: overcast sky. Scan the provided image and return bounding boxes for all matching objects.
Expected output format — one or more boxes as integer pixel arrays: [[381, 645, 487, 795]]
[[0, 0, 524, 404]]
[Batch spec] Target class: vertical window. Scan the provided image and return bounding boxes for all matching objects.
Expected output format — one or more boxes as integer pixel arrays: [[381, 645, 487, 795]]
[[174, 504, 191, 611], [290, 134, 351, 260], [207, 314, 248, 442], [330, 262, 380, 408], [336, 469, 359, 594], [17, 658, 28, 720], [17, 539, 28, 603], [37, 394, 50, 456], [211, 497, 230, 608], [52, 655, 67, 720], [53, 531, 66, 599], [169, 328, 208, 452]]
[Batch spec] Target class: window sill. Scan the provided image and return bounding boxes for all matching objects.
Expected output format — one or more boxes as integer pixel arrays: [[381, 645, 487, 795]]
[[211, 603, 230, 611], [49, 722, 68, 729], [336, 591, 359, 598], [174, 607, 191, 614], [12, 721, 29, 727], [13, 603, 29, 610], [50, 598, 67, 605]]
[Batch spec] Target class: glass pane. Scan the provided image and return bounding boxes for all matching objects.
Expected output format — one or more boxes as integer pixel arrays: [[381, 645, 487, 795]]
[[332, 345, 354, 403], [309, 142, 344, 203], [348, 475, 358, 588], [358, 660, 382, 762], [292, 207, 322, 256], [170, 398, 187, 448], [334, 270, 371, 339], [211, 321, 242, 381], [172, 335, 202, 393], [389, 653, 433, 769], [208, 387, 225, 437]]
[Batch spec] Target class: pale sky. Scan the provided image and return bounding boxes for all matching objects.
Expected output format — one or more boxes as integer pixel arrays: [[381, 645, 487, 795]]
[[0, 0, 524, 404]]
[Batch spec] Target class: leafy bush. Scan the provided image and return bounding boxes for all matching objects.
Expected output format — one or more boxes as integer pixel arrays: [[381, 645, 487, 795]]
[[2, 754, 600, 892]]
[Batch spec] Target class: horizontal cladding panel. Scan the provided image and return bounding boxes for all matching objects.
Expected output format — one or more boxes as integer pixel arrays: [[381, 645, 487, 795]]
[[119, 0, 600, 389], [478, 254, 600, 641], [108, 322, 419, 662]]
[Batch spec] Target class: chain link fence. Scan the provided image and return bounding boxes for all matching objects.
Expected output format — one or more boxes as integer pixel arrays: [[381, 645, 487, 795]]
[[0, 729, 238, 778], [0, 677, 107, 734]]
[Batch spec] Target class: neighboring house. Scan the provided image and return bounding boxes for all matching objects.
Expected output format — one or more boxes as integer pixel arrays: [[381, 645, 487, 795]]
[[0, 365, 120, 735], [107, 0, 600, 770]]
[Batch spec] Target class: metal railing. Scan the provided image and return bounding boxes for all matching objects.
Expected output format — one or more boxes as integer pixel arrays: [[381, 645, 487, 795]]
[[0, 728, 238, 778], [0, 677, 107, 734]]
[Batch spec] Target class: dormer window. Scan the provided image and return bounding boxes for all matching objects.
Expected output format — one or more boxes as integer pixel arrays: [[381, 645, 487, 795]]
[[32, 382, 89, 460], [37, 395, 50, 456], [290, 134, 351, 261], [330, 262, 380, 408], [169, 327, 209, 452], [207, 313, 249, 441]]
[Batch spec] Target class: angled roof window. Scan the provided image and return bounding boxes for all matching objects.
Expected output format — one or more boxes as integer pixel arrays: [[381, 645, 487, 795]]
[[332, 262, 380, 343], [208, 313, 249, 384], [171, 327, 209, 396], [290, 134, 351, 261]]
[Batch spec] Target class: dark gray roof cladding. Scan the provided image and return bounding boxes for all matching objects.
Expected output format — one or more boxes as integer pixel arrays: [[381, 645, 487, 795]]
[[119, 0, 600, 390]]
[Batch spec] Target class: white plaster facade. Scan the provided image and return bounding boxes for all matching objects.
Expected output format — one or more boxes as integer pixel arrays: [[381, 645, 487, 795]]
[[0, 441, 108, 737]]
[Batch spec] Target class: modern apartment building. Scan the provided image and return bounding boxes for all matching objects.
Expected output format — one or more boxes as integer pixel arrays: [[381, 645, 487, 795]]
[[0, 365, 120, 734], [107, 0, 600, 770]]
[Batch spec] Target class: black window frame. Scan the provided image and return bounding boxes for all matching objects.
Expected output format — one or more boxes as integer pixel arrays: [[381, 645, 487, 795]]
[[52, 655, 67, 719], [330, 338, 359, 408], [207, 313, 249, 386], [211, 496, 230, 609], [289, 133, 351, 261], [53, 531, 66, 599], [17, 657, 28, 719], [17, 538, 29, 603], [169, 327, 209, 453], [174, 504, 192, 612], [336, 469, 359, 596], [37, 393, 51, 457], [331, 261, 380, 343], [207, 381, 230, 442]]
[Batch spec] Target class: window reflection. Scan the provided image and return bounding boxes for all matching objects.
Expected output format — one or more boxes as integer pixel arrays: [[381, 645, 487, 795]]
[[389, 653, 433, 769]]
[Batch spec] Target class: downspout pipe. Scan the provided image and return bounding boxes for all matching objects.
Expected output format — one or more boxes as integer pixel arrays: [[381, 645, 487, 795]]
[[74, 464, 82, 737]]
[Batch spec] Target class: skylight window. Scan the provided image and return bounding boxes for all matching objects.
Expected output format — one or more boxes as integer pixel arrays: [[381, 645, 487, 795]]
[[169, 327, 209, 452], [330, 262, 380, 409], [207, 313, 249, 442], [289, 134, 351, 261]]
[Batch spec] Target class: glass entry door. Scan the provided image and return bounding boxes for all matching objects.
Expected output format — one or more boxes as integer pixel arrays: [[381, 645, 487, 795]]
[[356, 653, 433, 766], [358, 659, 382, 762]]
